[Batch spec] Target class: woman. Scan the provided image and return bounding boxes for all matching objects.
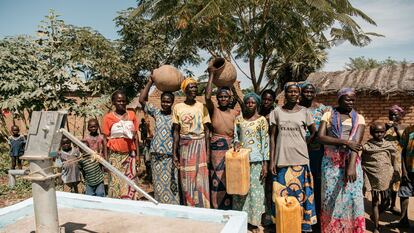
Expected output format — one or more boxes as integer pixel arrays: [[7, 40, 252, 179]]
[[205, 72, 238, 210], [233, 93, 269, 232], [259, 89, 276, 226], [102, 90, 140, 199], [139, 77, 180, 204], [318, 88, 366, 233], [269, 82, 317, 232], [172, 78, 211, 208], [384, 105, 405, 214], [260, 89, 276, 120], [299, 82, 331, 224]]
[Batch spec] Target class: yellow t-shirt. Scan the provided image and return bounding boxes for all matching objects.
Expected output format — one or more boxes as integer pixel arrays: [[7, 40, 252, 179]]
[[173, 101, 211, 137]]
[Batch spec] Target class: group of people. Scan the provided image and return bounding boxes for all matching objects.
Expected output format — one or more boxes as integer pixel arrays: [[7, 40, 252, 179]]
[[7, 70, 413, 233]]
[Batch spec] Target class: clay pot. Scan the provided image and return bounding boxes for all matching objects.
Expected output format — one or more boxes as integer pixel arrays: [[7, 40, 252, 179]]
[[152, 65, 184, 92], [208, 58, 237, 87]]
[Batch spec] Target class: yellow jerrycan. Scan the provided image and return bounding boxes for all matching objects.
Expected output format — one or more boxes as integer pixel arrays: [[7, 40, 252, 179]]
[[225, 148, 250, 195], [274, 196, 302, 233]]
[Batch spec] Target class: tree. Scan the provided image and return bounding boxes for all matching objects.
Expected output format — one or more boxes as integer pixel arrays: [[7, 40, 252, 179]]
[[0, 10, 116, 129], [132, 0, 381, 93], [115, 8, 203, 92], [345, 56, 408, 70]]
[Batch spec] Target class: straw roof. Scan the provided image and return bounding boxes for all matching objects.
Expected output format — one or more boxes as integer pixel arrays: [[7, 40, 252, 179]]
[[306, 63, 414, 96]]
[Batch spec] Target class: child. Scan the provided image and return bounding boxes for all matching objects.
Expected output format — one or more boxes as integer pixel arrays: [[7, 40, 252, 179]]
[[59, 136, 81, 193], [83, 119, 107, 159], [362, 122, 398, 233], [80, 119, 106, 197], [77, 150, 106, 197], [8, 125, 26, 169]]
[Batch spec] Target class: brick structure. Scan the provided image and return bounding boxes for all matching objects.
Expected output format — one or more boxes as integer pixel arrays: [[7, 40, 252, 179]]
[[277, 63, 414, 142]]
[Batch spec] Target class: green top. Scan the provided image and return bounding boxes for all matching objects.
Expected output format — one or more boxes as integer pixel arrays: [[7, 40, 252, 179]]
[[78, 156, 104, 186]]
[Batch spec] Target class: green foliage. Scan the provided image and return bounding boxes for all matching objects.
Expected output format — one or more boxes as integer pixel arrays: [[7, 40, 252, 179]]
[[115, 8, 203, 93], [133, 0, 380, 93], [345, 56, 408, 70], [0, 10, 128, 127]]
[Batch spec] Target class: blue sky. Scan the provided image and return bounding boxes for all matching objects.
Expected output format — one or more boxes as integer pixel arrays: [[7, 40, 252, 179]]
[[1, 0, 413, 88]]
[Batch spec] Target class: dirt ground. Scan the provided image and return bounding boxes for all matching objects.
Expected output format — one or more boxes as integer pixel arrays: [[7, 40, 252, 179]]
[[1, 161, 413, 233]]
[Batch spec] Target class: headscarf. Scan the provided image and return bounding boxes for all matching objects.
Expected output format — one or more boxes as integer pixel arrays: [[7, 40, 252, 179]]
[[216, 86, 231, 96], [337, 87, 355, 100], [284, 82, 300, 92], [299, 81, 315, 90], [243, 92, 261, 106], [389, 105, 405, 116], [180, 77, 197, 92]]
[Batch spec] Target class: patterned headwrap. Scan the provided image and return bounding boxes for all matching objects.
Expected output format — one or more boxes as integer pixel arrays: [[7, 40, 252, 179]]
[[216, 86, 231, 96], [180, 77, 197, 92], [389, 105, 405, 116], [243, 92, 261, 107], [337, 87, 355, 100], [284, 82, 300, 92]]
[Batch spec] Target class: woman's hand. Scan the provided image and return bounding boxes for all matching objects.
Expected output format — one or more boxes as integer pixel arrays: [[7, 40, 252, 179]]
[[344, 140, 362, 152], [260, 161, 268, 184], [269, 160, 277, 176], [346, 162, 357, 183], [234, 142, 241, 152]]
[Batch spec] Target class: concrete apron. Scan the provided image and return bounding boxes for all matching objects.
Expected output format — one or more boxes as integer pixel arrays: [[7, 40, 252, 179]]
[[0, 191, 247, 233]]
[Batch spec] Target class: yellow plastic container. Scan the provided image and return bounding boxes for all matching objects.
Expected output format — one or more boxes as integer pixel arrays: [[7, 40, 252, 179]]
[[225, 148, 250, 195], [274, 196, 302, 233]]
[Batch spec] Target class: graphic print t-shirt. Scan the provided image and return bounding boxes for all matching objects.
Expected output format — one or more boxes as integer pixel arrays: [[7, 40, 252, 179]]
[[269, 106, 314, 167]]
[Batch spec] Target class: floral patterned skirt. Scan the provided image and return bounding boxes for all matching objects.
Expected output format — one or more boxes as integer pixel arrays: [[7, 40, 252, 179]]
[[233, 162, 265, 227], [320, 147, 365, 233]]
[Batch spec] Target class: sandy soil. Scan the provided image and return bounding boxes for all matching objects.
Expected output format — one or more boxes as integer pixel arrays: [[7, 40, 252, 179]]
[[0, 208, 225, 233]]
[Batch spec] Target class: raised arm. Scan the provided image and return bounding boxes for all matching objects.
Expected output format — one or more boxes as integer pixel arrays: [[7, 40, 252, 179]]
[[231, 85, 245, 113], [139, 77, 154, 109], [205, 72, 215, 116]]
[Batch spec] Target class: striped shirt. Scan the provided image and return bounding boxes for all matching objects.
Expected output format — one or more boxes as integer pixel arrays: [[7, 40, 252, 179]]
[[78, 157, 104, 186]]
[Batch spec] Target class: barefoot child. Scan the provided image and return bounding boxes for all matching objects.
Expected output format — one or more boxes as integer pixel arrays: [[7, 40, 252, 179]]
[[59, 136, 81, 193], [8, 125, 26, 169], [362, 122, 399, 233]]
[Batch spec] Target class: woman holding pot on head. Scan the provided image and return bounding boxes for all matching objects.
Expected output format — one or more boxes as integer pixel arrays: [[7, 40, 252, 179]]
[[139, 76, 180, 205], [172, 78, 211, 208], [102, 90, 140, 199], [318, 88, 366, 233], [269, 82, 317, 232], [233, 93, 269, 232], [205, 70, 238, 210]]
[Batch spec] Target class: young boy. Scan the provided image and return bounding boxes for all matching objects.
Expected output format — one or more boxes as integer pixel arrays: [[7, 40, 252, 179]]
[[59, 136, 81, 193], [83, 119, 107, 159], [398, 124, 414, 228], [8, 125, 26, 169], [77, 150, 106, 197], [361, 122, 399, 233], [80, 119, 106, 197]]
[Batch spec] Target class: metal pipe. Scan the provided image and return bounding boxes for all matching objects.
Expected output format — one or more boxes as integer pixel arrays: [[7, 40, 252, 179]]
[[30, 158, 60, 233], [59, 128, 159, 205]]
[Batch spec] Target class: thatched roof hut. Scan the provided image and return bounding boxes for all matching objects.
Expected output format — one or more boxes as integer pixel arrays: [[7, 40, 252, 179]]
[[306, 63, 414, 96], [298, 63, 414, 141]]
